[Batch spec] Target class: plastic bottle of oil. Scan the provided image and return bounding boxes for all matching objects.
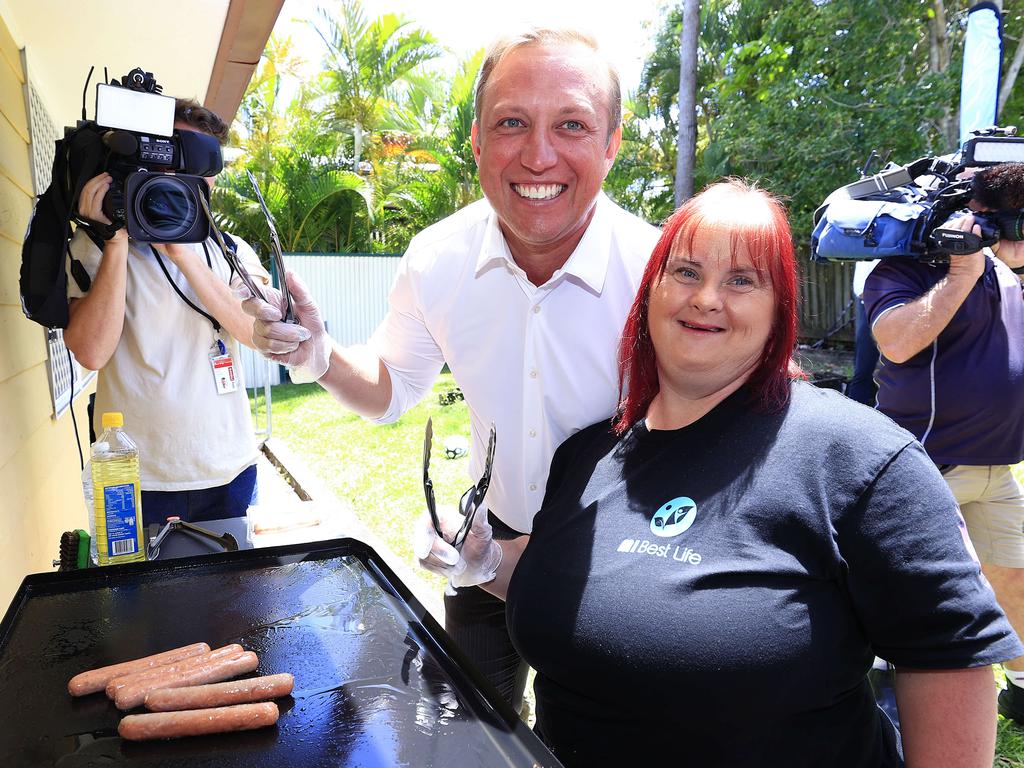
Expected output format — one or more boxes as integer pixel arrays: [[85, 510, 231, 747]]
[[91, 412, 145, 565]]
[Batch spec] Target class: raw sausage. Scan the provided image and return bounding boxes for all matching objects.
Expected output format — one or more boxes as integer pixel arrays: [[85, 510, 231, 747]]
[[115, 651, 259, 710], [106, 644, 244, 699], [67, 642, 210, 697], [118, 702, 279, 740], [145, 673, 294, 711], [114, 651, 258, 711]]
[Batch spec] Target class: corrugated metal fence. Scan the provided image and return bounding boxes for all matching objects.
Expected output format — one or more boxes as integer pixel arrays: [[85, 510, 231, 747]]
[[240, 253, 402, 388]]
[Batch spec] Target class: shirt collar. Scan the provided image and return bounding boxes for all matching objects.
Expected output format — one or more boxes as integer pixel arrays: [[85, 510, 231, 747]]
[[474, 193, 614, 293]]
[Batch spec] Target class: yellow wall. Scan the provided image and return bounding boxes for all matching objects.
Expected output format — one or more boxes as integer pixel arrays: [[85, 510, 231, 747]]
[[0, 13, 93, 609]]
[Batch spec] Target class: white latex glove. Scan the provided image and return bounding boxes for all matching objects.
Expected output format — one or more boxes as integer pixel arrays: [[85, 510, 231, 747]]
[[240, 270, 332, 383], [414, 504, 502, 588]]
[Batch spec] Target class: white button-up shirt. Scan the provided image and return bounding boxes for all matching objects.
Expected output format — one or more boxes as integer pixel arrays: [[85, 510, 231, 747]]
[[370, 194, 661, 533]]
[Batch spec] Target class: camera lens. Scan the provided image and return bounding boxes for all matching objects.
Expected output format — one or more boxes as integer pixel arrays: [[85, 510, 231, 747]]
[[133, 175, 198, 241]]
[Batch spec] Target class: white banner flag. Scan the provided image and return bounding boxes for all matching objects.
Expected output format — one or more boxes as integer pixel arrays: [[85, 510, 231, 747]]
[[960, 2, 1003, 146]]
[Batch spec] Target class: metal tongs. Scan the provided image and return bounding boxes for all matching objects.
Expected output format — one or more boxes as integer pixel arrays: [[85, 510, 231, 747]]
[[246, 170, 297, 324], [148, 516, 239, 559], [197, 192, 267, 303], [422, 418, 496, 551]]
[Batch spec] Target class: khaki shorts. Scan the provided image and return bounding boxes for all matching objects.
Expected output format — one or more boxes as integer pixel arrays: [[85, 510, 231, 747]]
[[942, 464, 1024, 568]]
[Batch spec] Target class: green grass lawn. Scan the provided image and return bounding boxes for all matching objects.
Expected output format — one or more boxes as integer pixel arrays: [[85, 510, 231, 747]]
[[264, 375, 1024, 765], [263, 374, 473, 599]]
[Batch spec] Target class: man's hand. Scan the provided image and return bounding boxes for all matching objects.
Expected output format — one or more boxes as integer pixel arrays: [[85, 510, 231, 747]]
[[77, 173, 127, 246], [943, 213, 986, 284], [872, 212, 988, 364], [241, 271, 332, 383], [151, 242, 196, 266]]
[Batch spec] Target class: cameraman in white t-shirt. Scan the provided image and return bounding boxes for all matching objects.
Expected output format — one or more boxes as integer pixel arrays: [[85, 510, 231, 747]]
[[64, 99, 270, 527]]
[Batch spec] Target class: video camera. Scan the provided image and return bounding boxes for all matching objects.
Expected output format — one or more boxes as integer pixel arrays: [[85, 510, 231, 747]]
[[19, 67, 224, 329], [811, 127, 1024, 264], [66, 67, 222, 243]]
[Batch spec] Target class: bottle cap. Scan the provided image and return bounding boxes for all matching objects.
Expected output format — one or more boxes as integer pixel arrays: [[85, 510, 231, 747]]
[[101, 412, 124, 428]]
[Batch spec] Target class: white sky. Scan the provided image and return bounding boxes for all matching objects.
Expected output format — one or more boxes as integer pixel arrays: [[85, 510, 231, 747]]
[[276, 0, 669, 97]]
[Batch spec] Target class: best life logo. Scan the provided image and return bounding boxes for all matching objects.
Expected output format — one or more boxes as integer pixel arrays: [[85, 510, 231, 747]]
[[616, 497, 702, 565]]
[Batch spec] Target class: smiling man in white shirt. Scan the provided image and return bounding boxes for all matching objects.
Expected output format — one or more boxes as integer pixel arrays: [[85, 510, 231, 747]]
[[244, 27, 661, 709]]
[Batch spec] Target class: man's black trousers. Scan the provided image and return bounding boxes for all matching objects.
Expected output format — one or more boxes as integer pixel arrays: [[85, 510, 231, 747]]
[[443, 511, 529, 711]]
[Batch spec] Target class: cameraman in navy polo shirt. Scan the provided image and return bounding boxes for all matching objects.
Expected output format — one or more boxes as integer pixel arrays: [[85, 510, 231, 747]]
[[863, 162, 1024, 724]]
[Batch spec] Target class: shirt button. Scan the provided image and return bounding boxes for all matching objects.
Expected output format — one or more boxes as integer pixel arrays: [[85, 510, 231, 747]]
[[532, 305, 541, 314], [528, 429, 536, 438], [529, 483, 538, 492], [529, 369, 538, 379]]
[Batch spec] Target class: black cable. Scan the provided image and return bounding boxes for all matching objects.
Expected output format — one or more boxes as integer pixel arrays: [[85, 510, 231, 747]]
[[66, 346, 84, 471], [81, 66, 93, 121], [150, 244, 220, 333]]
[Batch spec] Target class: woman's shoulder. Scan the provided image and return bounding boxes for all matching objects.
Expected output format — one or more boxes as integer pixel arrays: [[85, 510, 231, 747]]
[[785, 380, 916, 452], [557, 418, 621, 459]]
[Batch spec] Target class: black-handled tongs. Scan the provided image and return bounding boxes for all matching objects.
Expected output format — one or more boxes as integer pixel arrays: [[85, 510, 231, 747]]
[[246, 170, 297, 324], [148, 516, 239, 559], [198, 192, 268, 303], [422, 419, 496, 551]]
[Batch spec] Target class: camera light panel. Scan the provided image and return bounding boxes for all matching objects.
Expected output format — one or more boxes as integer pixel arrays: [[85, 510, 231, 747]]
[[95, 84, 175, 137], [963, 137, 1024, 166]]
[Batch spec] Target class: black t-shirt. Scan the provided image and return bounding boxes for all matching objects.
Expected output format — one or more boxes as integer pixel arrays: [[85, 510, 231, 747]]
[[506, 381, 1021, 768]]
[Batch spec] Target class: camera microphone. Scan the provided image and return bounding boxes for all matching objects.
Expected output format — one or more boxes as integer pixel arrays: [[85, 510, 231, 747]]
[[102, 130, 138, 156]]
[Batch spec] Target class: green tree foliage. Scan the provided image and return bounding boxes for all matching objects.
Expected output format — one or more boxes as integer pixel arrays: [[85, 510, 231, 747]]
[[217, 1, 481, 254], [612, 0, 1022, 235], [313, 0, 442, 172], [377, 51, 485, 245], [604, 96, 678, 224], [215, 35, 374, 256], [1000, 3, 1024, 126]]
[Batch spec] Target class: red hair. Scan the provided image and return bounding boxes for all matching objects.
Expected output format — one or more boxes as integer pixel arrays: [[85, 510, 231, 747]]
[[613, 179, 804, 434]]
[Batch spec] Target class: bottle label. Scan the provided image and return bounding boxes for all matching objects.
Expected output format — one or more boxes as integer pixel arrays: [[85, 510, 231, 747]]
[[104, 483, 139, 558]]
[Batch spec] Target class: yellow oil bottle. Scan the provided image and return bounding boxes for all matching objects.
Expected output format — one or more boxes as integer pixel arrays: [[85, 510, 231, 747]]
[[91, 412, 145, 565]]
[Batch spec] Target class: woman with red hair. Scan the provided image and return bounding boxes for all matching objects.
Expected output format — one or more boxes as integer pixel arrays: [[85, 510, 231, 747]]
[[419, 180, 1020, 767]]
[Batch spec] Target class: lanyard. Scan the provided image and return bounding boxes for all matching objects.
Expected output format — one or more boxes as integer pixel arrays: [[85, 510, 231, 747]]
[[150, 241, 221, 334]]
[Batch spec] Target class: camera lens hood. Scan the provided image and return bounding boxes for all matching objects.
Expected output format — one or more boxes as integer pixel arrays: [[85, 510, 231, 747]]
[[124, 172, 211, 243]]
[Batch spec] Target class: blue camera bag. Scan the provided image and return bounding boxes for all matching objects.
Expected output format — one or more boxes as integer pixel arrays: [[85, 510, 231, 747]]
[[811, 199, 930, 263]]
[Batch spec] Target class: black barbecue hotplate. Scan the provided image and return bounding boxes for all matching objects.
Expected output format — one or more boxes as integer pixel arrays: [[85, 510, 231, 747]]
[[0, 538, 559, 767]]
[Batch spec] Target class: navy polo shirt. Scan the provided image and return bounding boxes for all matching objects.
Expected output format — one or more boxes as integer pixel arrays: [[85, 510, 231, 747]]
[[863, 254, 1024, 465]]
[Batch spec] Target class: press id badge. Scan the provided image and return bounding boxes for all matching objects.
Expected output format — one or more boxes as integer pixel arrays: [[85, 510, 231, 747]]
[[209, 339, 238, 394]]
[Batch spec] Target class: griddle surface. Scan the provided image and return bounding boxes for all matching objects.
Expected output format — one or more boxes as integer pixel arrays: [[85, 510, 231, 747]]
[[0, 539, 556, 767]]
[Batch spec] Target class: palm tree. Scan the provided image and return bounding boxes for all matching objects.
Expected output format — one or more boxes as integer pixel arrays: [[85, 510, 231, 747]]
[[233, 35, 304, 170], [216, 155, 373, 255], [313, 0, 441, 173], [216, 35, 374, 255], [377, 50, 484, 245]]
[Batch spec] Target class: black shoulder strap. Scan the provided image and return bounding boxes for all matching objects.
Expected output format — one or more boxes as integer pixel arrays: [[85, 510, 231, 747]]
[[69, 256, 91, 293], [217, 231, 238, 282]]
